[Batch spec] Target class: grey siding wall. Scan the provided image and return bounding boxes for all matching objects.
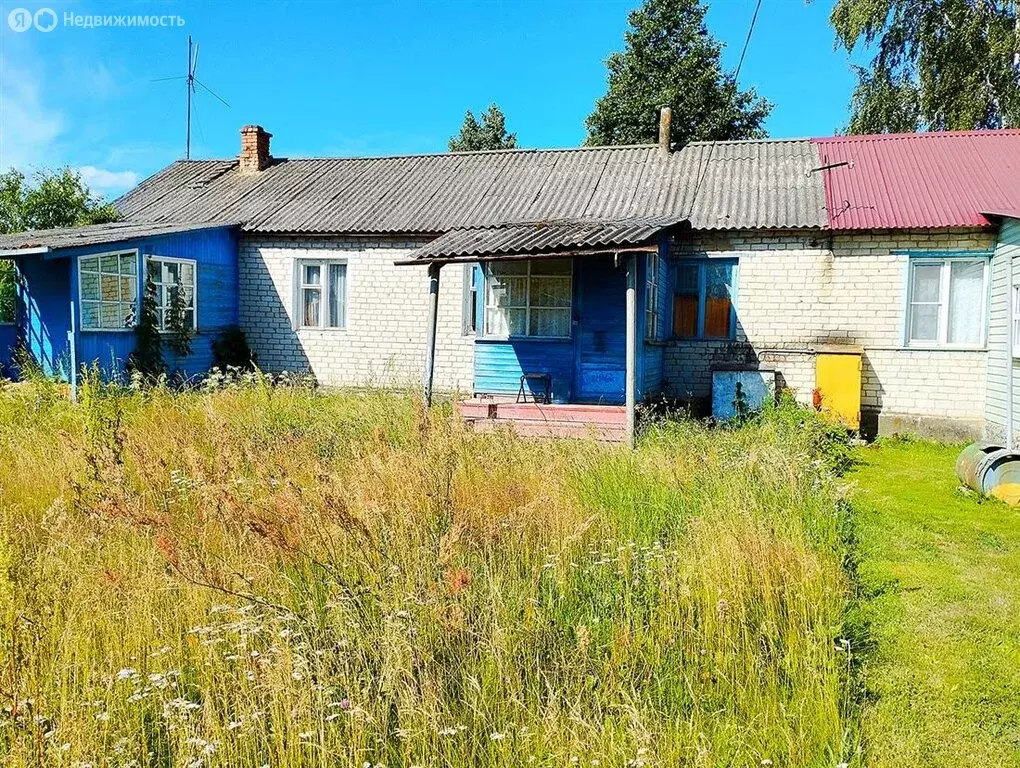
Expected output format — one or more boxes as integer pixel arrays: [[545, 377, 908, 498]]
[[984, 218, 1020, 447]]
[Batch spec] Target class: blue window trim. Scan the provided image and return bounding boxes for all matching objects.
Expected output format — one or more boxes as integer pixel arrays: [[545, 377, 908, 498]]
[[897, 249, 992, 350], [670, 257, 739, 341]]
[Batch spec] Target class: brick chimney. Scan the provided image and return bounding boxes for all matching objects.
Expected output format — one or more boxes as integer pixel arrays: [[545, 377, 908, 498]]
[[239, 125, 272, 173]]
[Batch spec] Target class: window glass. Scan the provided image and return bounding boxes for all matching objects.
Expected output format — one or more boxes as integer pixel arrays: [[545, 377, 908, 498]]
[[148, 257, 197, 332], [297, 260, 346, 329], [947, 261, 984, 345], [672, 260, 736, 340], [485, 260, 571, 338], [907, 259, 986, 346], [79, 251, 137, 330], [704, 262, 734, 339]]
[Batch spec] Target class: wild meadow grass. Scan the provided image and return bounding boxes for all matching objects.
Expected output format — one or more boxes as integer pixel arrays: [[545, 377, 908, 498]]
[[0, 377, 858, 767]]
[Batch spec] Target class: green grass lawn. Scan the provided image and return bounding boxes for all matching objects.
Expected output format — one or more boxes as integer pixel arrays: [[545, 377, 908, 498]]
[[851, 440, 1020, 766]]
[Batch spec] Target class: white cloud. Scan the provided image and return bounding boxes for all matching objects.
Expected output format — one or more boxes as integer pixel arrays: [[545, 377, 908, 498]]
[[0, 57, 64, 172], [0, 56, 139, 198], [76, 166, 138, 196]]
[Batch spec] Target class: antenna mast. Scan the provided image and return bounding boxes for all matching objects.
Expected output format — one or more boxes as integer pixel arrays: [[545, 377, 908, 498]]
[[186, 35, 196, 159]]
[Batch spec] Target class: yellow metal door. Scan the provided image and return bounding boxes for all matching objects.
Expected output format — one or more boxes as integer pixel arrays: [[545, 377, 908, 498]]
[[815, 351, 862, 430]]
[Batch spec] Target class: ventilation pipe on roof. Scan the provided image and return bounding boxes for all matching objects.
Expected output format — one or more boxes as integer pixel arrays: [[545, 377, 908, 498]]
[[658, 107, 672, 155], [239, 125, 272, 173]]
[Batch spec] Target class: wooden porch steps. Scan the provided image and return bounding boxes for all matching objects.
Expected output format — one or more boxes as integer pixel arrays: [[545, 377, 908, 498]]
[[457, 399, 627, 442]]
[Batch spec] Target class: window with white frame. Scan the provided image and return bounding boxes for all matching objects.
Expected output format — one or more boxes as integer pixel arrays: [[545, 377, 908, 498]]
[[645, 252, 660, 340], [147, 257, 197, 331], [296, 260, 347, 329], [1012, 285, 1020, 358], [485, 259, 572, 338], [906, 257, 988, 347], [672, 259, 737, 339], [79, 251, 137, 330]]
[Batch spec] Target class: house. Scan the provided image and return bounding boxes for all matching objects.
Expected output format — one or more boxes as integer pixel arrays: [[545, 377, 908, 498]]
[[1, 120, 1019, 444]]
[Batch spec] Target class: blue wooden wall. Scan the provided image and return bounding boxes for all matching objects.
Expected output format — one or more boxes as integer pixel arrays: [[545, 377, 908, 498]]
[[14, 226, 237, 382], [0, 323, 14, 375], [472, 246, 668, 404], [18, 256, 73, 378]]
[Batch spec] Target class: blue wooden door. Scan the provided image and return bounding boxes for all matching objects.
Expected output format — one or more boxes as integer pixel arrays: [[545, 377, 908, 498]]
[[574, 256, 626, 403]]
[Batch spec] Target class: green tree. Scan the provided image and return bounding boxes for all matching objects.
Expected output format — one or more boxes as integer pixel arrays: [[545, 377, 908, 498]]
[[127, 275, 165, 381], [585, 0, 771, 148], [165, 278, 194, 360], [0, 168, 119, 323], [832, 0, 1020, 133], [448, 104, 518, 151]]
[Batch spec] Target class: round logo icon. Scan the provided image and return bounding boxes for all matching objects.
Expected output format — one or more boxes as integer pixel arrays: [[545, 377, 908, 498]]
[[34, 7, 57, 32], [7, 7, 33, 32]]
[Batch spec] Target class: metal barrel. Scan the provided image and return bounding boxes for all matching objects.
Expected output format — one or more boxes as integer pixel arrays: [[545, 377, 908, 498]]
[[957, 442, 1020, 496], [956, 443, 1004, 491]]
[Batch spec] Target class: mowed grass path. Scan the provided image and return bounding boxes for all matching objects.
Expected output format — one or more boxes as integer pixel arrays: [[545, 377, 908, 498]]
[[850, 440, 1020, 766]]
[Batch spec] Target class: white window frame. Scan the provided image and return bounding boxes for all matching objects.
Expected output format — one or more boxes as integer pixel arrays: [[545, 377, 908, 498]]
[[1012, 284, 1020, 359], [146, 255, 198, 333], [483, 259, 573, 340], [904, 256, 989, 349], [645, 252, 660, 340], [77, 249, 139, 333], [294, 259, 347, 330]]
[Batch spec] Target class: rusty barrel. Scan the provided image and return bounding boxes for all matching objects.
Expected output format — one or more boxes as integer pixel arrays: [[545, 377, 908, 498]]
[[956, 442, 1020, 496]]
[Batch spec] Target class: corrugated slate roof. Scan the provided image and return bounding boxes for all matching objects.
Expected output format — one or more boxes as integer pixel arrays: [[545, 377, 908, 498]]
[[0, 220, 236, 255], [813, 131, 1020, 230], [400, 216, 684, 264], [115, 140, 828, 234]]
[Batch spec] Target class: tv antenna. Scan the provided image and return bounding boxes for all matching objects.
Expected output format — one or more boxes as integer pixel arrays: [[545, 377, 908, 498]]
[[153, 35, 231, 159]]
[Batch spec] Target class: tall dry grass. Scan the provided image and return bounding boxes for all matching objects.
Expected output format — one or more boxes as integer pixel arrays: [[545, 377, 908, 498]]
[[0, 377, 858, 767]]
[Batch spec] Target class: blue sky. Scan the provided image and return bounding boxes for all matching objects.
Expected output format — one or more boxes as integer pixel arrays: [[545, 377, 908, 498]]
[[0, 0, 863, 199]]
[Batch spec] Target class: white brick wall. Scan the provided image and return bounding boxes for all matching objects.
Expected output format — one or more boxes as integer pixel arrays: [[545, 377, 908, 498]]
[[664, 228, 997, 429], [239, 236, 473, 392]]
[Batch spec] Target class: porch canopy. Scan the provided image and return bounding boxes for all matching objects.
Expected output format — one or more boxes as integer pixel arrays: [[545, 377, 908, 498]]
[[394, 215, 687, 265], [397, 215, 688, 447]]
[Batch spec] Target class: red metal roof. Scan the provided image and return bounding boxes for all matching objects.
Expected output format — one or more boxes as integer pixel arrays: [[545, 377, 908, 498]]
[[812, 131, 1020, 230]]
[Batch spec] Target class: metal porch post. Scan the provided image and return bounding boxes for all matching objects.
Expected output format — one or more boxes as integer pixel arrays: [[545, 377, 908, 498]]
[[422, 262, 441, 407], [625, 253, 637, 449]]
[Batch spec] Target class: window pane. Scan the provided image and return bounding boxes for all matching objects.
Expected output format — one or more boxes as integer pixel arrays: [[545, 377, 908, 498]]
[[530, 276, 571, 307], [676, 264, 699, 293], [80, 272, 100, 301], [101, 303, 124, 329], [530, 258, 570, 276], [328, 263, 346, 327], [672, 294, 699, 338], [163, 262, 180, 284], [147, 260, 160, 281], [909, 304, 940, 342], [704, 262, 735, 339], [303, 264, 321, 286], [81, 302, 100, 329], [486, 307, 526, 337], [529, 308, 570, 337], [947, 261, 984, 345], [120, 276, 135, 302], [303, 287, 320, 326], [80, 257, 99, 273], [121, 255, 137, 276], [487, 273, 528, 308], [911, 264, 942, 303], [181, 263, 195, 286], [100, 275, 120, 302], [100, 254, 120, 273]]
